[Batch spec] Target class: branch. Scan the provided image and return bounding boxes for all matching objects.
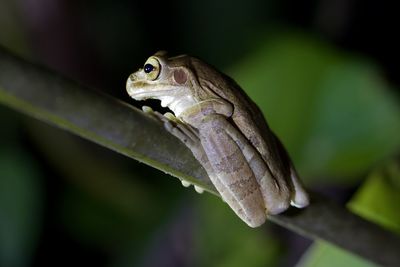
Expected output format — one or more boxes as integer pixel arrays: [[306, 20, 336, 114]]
[[0, 46, 399, 266]]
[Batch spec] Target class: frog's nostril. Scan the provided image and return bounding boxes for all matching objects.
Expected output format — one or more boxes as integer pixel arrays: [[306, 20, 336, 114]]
[[129, 73, 137, 81]]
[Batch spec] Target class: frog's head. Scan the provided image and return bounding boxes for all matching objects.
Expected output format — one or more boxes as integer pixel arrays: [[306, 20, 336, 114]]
[[127, 51, 203, 115]]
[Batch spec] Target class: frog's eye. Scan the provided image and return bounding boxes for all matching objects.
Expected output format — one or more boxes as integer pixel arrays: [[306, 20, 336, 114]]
[[143, 57, 161, 80]]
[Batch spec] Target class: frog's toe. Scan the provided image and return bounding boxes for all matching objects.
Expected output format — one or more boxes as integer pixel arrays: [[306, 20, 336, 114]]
[[181, 179, 191, 187], [194, 185, 204, 194], [143, 107, 169, 123], [163, 112, 177, 121], [290, 192, 310, 208], [142, 105, 153, 113]]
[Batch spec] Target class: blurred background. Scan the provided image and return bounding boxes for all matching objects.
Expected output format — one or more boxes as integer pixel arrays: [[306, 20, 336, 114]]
[[0, 0, 400, 267]]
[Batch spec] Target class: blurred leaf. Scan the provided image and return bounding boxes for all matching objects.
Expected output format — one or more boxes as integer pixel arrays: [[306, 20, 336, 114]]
[[26, 122, 183, 251], [297, 242, 378, 267], [179, 0, 275, 66], [300, 62, 400, 180], [0, 105, 20, 143], [348, 159, 400, 234], [194, 194, 281, 267], [230, 33, 340, 161], [298, 158, 400, 267], [0, 146, 42, 267], [0, 0, 30, 57], [231, 32, 400, 181], [27, 121, 160, 219]]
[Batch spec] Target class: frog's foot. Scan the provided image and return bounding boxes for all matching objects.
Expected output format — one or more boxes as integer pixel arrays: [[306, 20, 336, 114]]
[[141, 105, 154, 113], [180, 179, 205, 194], [141, 107, 192, 137], [142, 106, 170, 123], [142, 107, 206, 194], [288, 167, 310, 208], [162, 113, 200, 148], [142, 105, 205, 160]]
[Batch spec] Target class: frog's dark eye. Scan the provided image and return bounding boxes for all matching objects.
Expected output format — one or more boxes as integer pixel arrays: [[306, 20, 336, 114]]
[[144, 64, 154, 73], [143, 57, 161, 80]]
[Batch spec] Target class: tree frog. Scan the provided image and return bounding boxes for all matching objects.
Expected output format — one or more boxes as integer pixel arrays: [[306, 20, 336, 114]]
[[126, 51, 309, 227]]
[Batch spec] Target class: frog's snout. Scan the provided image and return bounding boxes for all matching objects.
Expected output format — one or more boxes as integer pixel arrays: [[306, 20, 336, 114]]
[[126, 74, 138, 96], [129, 73, 137, 81]]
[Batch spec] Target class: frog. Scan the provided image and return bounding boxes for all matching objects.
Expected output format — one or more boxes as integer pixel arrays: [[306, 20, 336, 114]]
[[126, 51, 309, 227]]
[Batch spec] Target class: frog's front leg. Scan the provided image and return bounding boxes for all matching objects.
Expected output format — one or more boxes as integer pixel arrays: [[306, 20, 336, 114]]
[[197, 114, 291, 227], [142, 106, 199, 148], [143, 107, 211, 192]]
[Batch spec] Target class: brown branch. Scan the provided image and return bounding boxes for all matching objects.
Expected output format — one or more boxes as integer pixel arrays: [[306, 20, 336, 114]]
[[0, 46, 399, 267]]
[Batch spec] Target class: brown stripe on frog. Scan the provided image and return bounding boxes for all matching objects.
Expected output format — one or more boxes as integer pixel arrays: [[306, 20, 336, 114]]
[[218, 168, 255, 192], [228, 177, 260, 201], [214, 150, 246, 173]]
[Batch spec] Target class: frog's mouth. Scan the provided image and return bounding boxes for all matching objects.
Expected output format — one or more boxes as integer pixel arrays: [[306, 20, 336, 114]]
[[126, 92, 177, 119], [126, 86, 175, 100], [126, 78, 176, 113], [139, 99, 174, 116]]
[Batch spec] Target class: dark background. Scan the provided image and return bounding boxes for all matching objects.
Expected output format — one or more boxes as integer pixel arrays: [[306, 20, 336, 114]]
[[0, 1, 399, 267]]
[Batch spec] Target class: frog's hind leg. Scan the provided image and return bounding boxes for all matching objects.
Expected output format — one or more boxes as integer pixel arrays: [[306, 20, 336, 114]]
[[198, 114, 275, 227], [212, 117, 292, 215]]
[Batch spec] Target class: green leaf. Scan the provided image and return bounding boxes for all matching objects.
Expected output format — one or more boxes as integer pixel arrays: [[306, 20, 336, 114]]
[[0, 0, 30, 57], [348, 160, 400, 235], [194, 194, 281, 267], [298, 242, 378, 267], [300, 62, 400, 180], [0, 147, 43, 267]]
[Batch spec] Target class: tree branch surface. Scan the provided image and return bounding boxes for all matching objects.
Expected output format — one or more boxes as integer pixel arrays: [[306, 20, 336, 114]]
[[1, 46, 399, 267]]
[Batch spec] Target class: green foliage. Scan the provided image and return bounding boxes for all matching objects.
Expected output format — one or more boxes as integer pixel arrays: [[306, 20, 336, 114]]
[[231, 32, 400, 181], [194, 194, 281, 267], [0, 0, 30, 58], [349, 160, 400, 234], [0, 133, 43, 267], [298, 159, 400, 267], [298, 242, 378, 267]]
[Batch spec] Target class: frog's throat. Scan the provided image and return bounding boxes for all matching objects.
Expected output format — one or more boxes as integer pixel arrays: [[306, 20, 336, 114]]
[[158, 95, 197, 118]]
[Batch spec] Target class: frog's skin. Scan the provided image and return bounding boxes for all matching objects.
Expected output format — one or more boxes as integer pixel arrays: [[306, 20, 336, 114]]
[[126, 51, 309, 227]]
